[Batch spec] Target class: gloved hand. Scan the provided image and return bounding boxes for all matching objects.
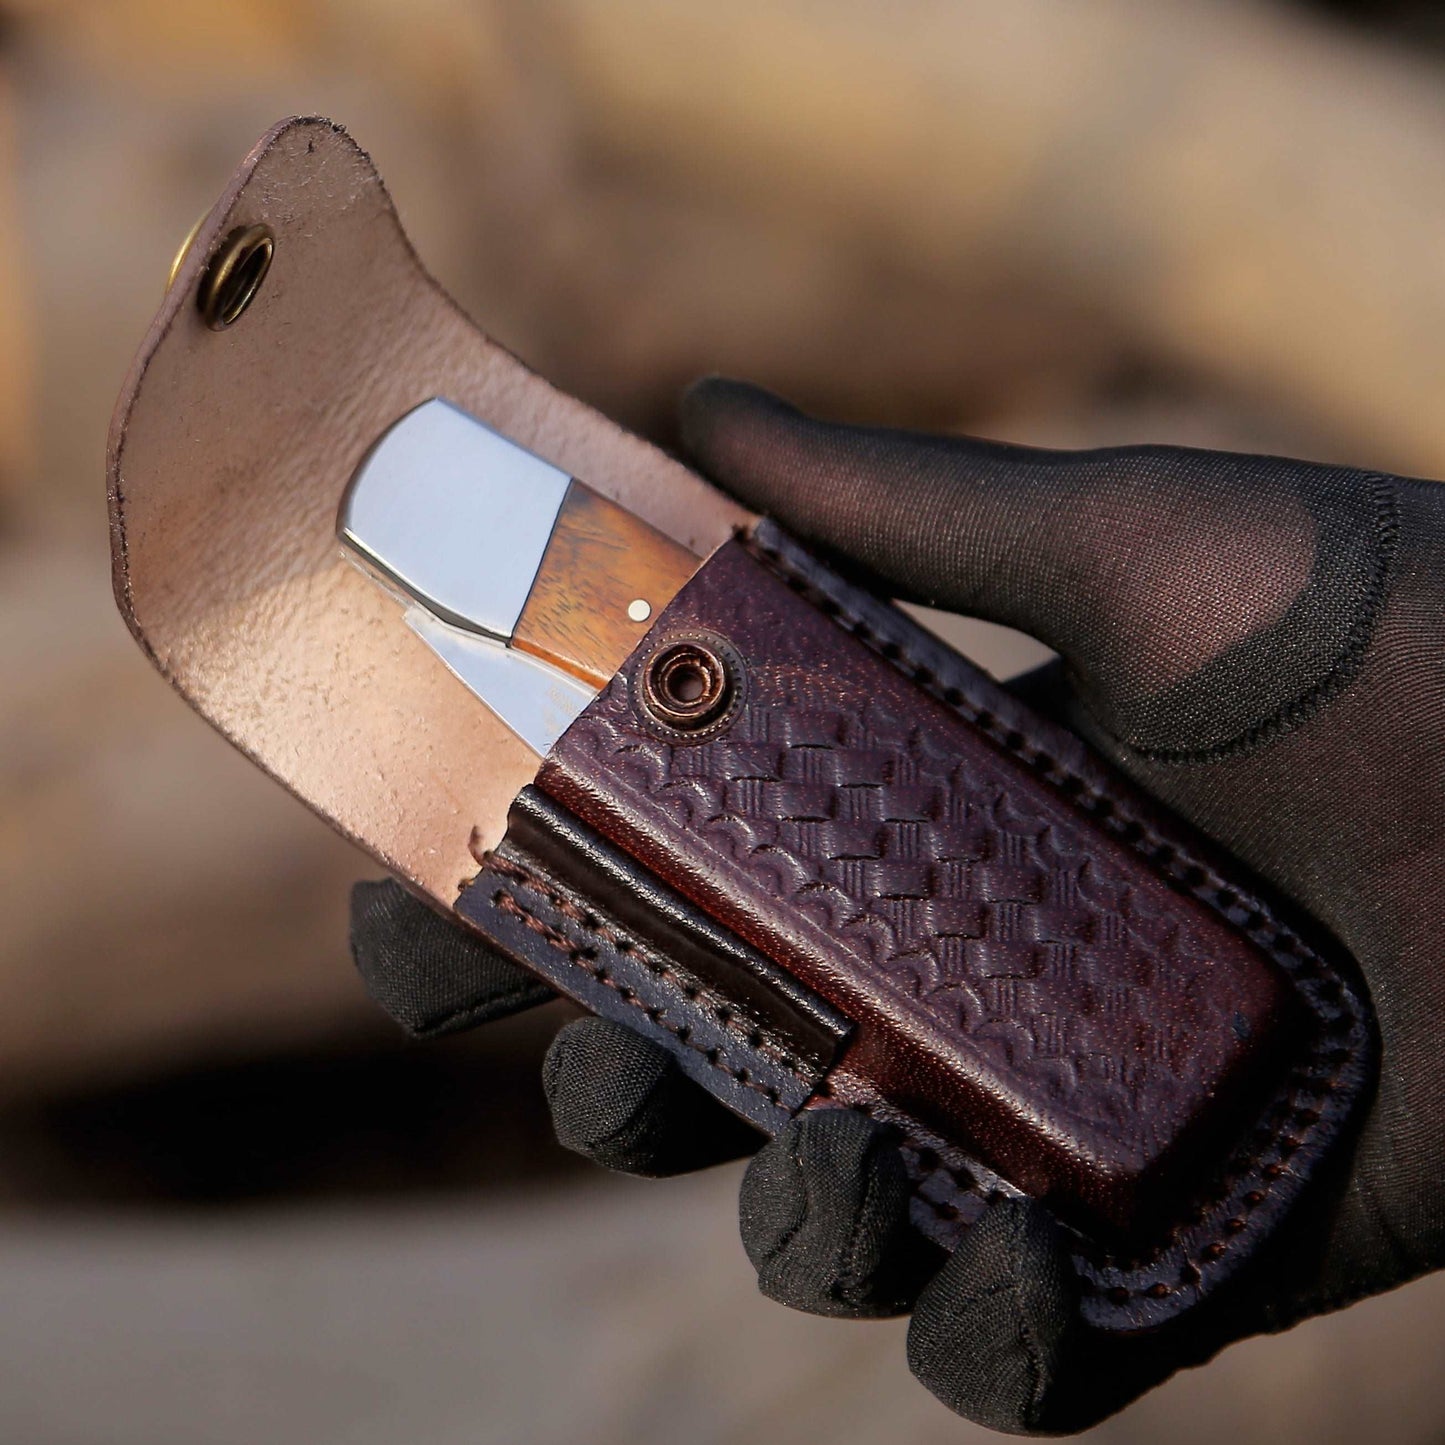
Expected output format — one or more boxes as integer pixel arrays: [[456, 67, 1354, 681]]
[[351, 377, 1445, 1433]]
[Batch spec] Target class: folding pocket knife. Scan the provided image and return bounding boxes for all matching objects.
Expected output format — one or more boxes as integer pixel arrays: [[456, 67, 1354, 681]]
[[339, 396, 696, 754]]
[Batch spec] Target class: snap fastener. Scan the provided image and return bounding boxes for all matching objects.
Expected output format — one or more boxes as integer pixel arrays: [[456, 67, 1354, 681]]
[[195, 223, 275, 330], [639, 635, 742, 733]]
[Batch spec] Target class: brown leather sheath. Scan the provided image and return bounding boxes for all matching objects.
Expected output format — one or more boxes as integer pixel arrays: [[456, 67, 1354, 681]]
[[109, 118, 1374, 1336]]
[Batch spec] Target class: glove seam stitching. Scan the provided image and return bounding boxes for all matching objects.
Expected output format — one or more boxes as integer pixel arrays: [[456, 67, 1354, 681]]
[[414, 978, 551, 1035], [758, 1141, 812, 1281], [1011, 1209, 1048, 1428], [835, 1137, 885, 1308], [1081, 472, 1401, 764]]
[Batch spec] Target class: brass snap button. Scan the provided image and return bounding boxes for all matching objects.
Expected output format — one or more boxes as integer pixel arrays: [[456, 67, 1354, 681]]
[[195, 223, 275, 330], [639, 635, 742, 733]]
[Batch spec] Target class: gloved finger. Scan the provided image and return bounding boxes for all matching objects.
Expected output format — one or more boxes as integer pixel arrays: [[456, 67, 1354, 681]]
[[738, 1109, 943, 1318], [906, 1197, 1174, 1435], [350, 879, 553, 1038], [544, 1017, 761, 1177], [681, 377, 1390, 760]]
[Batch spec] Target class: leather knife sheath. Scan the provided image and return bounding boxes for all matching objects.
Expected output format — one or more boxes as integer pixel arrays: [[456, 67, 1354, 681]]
[[108, 118, 1374, 1335]]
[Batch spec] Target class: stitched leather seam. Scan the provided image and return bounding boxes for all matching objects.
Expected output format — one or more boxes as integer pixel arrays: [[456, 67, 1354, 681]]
[[883, 997, 1351, 1300], [492, 888, 792, 1110], [744, 532, 1316, 955], [488, 857, 811, 1085], [850, 1103, 990, 1207], [486, 865, 802, 1111], [742, 531, 1363, 1302], [818, 1090, 997, 1218]]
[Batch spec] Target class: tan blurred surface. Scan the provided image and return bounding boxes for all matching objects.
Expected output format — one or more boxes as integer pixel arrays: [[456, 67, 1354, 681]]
[[2, 0, 1444, 1439], [2, 1170, 1444, 1445]]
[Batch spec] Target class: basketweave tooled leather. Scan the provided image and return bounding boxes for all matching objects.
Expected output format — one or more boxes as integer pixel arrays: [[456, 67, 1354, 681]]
[[518, 521, 1373, 1333]]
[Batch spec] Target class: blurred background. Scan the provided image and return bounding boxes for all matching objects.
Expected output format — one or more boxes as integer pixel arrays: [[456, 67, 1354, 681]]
[[3, 0, 1445, 1440]]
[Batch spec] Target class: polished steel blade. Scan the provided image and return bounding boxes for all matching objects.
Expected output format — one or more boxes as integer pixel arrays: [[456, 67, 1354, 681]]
[[404, 609, 596, 755], [339, 399, 601, 756], [340, 398, 571, 641]]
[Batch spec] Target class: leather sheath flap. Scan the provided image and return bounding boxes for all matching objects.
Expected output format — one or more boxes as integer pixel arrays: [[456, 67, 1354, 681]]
[[106, 117, 746, 905]]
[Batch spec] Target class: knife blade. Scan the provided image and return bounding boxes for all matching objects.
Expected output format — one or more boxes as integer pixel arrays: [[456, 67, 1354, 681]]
[[339, 398, 699, 752]]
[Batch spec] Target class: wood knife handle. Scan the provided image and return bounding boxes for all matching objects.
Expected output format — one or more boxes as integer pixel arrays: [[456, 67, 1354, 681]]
[[513, 481, 699, 688]]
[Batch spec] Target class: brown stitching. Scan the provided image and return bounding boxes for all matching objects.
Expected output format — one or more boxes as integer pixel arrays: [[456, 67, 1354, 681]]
[[488, 855, 811, 1085], [493, 886, 788, 1108], [743, 534, 1357, 972], [489, 883, 793, 1113], [889, 951, 1351, 1293], [742, 531, 1364, 1304], [881, 1125, 991, 1207], [743, 534, 1317, 959], [904, 1146, 987, 1205]]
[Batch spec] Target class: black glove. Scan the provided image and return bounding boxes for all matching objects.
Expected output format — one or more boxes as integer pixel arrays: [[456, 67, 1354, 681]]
[[351, 377, 1445, 1433]]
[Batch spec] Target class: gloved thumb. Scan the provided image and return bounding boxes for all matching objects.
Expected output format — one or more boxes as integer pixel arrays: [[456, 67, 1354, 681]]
[[680, 378, 1393, 761]]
